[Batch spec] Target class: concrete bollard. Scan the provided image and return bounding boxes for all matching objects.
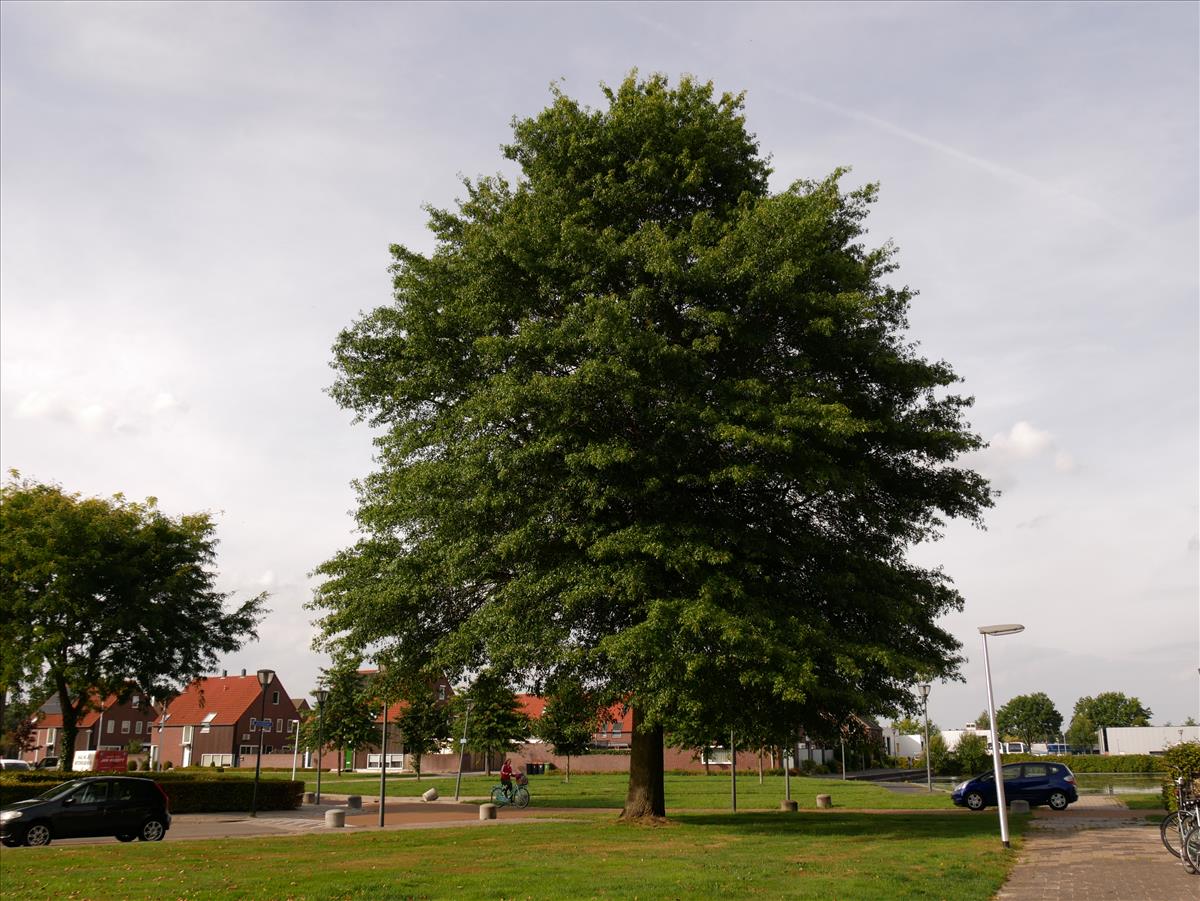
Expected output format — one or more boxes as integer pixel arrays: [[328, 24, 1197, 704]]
[[422, 787, 439, 802], [479, 803, 497, 820], [780, 799, 798, 812], [1010, 800, 1030, 813], [325, 809, 346, 828], [816, 794, 832, 809], [304, 792, 316, 804], [346, 795, 362, 809]]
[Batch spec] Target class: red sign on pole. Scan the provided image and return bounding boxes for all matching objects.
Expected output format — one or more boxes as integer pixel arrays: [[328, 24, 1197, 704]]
[[94, 750, 128, 772]]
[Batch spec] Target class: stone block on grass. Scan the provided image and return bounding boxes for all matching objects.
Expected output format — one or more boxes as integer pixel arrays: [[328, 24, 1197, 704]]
[[325, 809, 346, 828], [816, 794, 832, 809], [422, 787, 439, 802], [346, 795, 362, 809], [480, 803, 497, 820]]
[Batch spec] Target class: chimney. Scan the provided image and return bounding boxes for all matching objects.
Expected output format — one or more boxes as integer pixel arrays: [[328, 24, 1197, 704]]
[[241, 669, 247, 677]]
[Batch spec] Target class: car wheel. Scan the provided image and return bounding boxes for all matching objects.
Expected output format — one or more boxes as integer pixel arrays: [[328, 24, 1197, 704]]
[[24, 823, 52, 846], [1047, 791, 1069, 811], [1, 834, 21, 848], [116, 833, 136, 842], [138, 818, 166, 842], [965, 792, 986, 811]]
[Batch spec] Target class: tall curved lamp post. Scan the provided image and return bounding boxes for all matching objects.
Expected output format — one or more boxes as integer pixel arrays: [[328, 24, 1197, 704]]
[[314, 687, 329, 805], [377, 662, 389, 828], [980, 623, 1024, 848], [919, 682, 932, 792], [250, 668, 275, 817]]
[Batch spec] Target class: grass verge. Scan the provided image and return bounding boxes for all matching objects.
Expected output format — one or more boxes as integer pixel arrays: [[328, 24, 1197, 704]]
[[1119, 792, 1166, 810], [266, 771, 953, 810], [0, 811, 1022, 900]]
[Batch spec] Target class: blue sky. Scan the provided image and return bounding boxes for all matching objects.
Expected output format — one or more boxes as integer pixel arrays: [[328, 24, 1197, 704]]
[[2, 1, 1196, 730]]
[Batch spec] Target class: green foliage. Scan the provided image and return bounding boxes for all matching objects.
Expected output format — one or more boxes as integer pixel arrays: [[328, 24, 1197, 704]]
[[0, 475, 267, 770], [1159, 740, 1200, 811], [298, 655, 377, 768], [392, 679, 452, 778], [457, 670, 529, 771], [922, 730, 953, 775], [1000, 753, 1162, 773], [0, 771, 303, 812], [954, 732, 990, 776], [309, 73, 992, 812], [534, 678, 601, 780], [891, 717, 923, 735], [1066, 692, 1152, 749], [996, 693, 1063, 749]]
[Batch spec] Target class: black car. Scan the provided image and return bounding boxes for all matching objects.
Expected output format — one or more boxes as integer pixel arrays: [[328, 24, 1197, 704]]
[[0, 776, 171, 847]]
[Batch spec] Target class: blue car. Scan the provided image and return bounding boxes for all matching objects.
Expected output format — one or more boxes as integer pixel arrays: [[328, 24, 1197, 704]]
[[951, 762, 1078, 811]]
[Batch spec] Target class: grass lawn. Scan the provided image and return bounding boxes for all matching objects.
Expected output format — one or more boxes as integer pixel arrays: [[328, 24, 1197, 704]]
[[0, 811, 1022, 900], [265, 770, 954, 811], [1119, 792, 1166, 810]]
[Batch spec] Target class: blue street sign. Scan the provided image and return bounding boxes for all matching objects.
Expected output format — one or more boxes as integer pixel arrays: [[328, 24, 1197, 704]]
[[252, 718, 273, 730]]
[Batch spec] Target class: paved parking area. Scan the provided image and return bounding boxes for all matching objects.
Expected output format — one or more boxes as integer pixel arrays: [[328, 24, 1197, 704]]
[[997, 796, 1200, 900]]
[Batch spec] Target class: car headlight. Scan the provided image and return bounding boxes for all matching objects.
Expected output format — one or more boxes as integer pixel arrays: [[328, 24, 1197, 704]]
[[0, 810, 23, 822], [954, 782, 967, 793]]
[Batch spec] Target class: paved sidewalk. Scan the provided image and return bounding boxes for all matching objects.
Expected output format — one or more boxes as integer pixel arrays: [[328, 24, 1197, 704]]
[[997, 796, 1200, 900]]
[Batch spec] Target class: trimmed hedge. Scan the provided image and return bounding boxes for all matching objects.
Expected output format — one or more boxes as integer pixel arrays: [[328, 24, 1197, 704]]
[[998, 754, 1163, 773], [0, 771, 303, 813]]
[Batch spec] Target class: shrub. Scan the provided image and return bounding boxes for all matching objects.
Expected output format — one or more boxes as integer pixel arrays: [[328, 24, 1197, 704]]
[[954, 733, 990, 776], [1159, 741, 1200, 811], [127, 760, 138, 771], [164, 761, 174, 770], [0, 771, 304, 812]]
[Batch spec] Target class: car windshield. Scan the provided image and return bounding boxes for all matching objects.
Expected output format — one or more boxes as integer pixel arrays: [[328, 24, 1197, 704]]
[[36, 779, 84, 800]]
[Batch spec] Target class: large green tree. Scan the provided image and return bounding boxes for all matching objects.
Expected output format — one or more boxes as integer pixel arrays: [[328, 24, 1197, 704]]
[[1067, 692, 1152, 749], [0, 476, 266, 770], [996, 692, 1063, 749], [301, 655, 378, 772], [311, 74, 991, 820], [392, 679, 452, 780]]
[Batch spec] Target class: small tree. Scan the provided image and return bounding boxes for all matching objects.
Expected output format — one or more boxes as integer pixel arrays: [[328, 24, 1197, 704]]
[[534, 679, 601, 783], [394, 682, 451, 780], [315, 655, 378, 773], [997, 692, 1063, 749], [459, 670, 529, 775], [954, 732, 989, 775], [922, 731, 951, 775], [1067, 692, 1152, 749]]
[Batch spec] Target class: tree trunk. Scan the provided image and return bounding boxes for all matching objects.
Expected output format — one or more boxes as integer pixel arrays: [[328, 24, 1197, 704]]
[[619, 708, 665, 822], [703, 746, 710, 776], [758, 748, 764, 784], [415, 753, 422, 781], [565, 753, 571, 784], [56, 681, 79, 773]]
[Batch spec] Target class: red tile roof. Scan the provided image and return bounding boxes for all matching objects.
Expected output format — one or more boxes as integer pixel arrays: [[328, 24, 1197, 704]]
[[161, 675, 277, 726], [515, 694, 632, 731]]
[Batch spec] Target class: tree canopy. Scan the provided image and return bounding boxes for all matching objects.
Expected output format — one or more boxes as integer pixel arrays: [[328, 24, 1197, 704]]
[[1066, 692, 1152, 748], [311, 73, 992, 819], [0, 475, 266, 770], [456, 669, 530, 774], [996, 692, 1063, 749], [300, 655, 378, 771]]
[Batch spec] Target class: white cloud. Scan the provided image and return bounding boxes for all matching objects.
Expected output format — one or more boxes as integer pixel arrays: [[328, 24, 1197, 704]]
[[990, 421, 1054, 459], [1053, 451, 1077, 474]]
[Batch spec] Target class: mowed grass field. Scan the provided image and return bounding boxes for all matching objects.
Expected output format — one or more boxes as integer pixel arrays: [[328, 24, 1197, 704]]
[[0, 810, 1021, 900], [266, 770, 954, 810]]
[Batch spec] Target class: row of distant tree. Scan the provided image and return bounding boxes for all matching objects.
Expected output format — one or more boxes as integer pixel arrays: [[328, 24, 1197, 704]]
[[295, 658, 601, 781], [894, 690, 1194, 751]]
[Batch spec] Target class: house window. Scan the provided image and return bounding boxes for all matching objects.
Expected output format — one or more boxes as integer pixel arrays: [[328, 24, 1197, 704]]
[[438, 685, 446, 701], [182, 725, 194, 745], [276, 718, 283, 734], [135, 721, 143, 735], [239, 745, 257, 757], [46, 727, 56, 747], [272, 691, 279, 705], [121, 720, 131, 734], [107, 719, 115, 734], [131, 694, 141, 708], [200, 712, 217, 734]]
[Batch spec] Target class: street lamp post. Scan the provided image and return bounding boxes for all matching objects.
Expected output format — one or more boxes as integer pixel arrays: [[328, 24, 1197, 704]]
[[314, 687, 329, 805], [980, 623, 1024, 849], [377, 662, 389, 828], [919, 682, 932, 792], [250, 668, 275, 818], [454, 701, 473, 801]]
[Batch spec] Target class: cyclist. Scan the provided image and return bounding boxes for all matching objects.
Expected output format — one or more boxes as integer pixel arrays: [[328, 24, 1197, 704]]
[[499, 758, 516, 799]]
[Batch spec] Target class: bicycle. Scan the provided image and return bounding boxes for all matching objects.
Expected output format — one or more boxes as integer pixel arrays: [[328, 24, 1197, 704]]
[[489, 780, 530, 809], [1161, 776, 1200, 874]]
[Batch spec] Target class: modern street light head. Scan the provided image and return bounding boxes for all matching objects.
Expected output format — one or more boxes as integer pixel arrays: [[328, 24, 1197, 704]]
[[978, 624, 1025, 636], [314, 687, 329, 704], [918, 682, 931, 700], [256, 668, 275, 687]]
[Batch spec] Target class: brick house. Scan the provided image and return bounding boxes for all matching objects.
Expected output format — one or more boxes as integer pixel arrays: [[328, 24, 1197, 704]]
[[151, 671, 299, 768], [343, 671, 455, 771], [21, 689, 158, 764]]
